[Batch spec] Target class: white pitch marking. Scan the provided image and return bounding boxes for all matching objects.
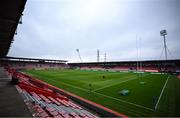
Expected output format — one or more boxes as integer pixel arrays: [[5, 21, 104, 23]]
[[154, 76, 170, 110], [93, 73, 150, 92], [44, 73, 154, 111], [50, 78, 154, 111], [94, 91, 154, 111], [92, 75, 136, 92]]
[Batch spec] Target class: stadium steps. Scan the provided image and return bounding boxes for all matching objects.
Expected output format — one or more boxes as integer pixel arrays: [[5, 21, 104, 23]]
[[0, 67, 32, 117], [19, 88, 97, 118]]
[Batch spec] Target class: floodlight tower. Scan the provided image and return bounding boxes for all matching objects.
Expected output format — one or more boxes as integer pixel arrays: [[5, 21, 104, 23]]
[[160, 29, 168, 60], [76, 49, 83, 62]]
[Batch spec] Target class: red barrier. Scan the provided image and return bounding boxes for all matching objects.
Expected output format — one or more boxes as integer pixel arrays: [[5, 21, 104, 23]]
[[178, 75, 180, 79], [18, 82, 68, 101]]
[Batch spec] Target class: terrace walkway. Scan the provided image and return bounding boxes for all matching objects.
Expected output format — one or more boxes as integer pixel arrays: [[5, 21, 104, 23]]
[[0, 67, 32, 117]]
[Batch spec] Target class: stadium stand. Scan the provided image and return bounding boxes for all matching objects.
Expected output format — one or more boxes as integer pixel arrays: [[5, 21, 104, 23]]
[[4, 66, 99, 118], [112, 66, 133, 71], [0, 56, 68, 70], [69, 59, 180, 73]]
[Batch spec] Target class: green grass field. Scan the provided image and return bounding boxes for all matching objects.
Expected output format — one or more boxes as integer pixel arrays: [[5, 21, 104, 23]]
[[24, 69, 180, 117]]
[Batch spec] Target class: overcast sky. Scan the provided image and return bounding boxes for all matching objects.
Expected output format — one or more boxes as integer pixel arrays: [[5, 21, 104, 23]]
[[8, 0, 180, 62]]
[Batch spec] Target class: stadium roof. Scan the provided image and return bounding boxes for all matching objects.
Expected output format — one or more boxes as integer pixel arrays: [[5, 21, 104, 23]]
[[0, 0, 26, 57], [0, 56, 68, 63]]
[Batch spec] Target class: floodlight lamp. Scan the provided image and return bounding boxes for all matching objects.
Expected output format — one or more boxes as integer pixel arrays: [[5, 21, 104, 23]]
[[160, 30, 167, 36]]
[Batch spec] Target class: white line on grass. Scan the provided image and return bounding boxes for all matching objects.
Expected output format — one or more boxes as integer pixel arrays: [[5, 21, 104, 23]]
[[92, 75, 136, 92], [94, 91, 154, 111], [93, 73, 150, 92], [45, 74, 154, 111], [154, 76, 170, 110], [48, 77, 154, 111]]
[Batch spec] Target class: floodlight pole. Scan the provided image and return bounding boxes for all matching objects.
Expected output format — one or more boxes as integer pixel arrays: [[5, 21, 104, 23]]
[[163, 35, 168, 60], [76, 49, 83, 62], [160, 29, 168, 73], [160, 29, 168, 60]]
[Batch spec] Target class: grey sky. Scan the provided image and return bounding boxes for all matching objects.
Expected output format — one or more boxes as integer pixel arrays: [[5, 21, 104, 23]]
[[8, 0, 180, 62]]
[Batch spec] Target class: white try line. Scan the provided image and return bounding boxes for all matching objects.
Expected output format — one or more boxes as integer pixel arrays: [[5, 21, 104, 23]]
[[93, 73, 151, 92], [154, 76, 170, 110], [94, 91, 154, 111]]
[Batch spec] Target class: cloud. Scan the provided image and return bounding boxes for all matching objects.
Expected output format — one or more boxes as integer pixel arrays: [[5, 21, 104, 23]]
[[8, 0, 180, 62]]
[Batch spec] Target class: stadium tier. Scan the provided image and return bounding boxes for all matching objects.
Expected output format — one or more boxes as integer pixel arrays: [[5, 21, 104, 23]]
[[69, 60, 180, 73], [0, 57, 69, 70], [1, 58, 180, 73]]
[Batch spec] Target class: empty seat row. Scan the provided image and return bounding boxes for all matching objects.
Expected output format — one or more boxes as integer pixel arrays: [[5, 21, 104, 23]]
[[19, 88, 97, 118]]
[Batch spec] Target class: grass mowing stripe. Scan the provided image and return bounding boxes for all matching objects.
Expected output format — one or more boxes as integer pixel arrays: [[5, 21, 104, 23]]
[[155, 76, 170, 110]]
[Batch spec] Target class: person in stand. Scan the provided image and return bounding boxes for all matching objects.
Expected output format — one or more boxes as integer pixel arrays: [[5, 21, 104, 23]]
[[11, 71, 19, 85]]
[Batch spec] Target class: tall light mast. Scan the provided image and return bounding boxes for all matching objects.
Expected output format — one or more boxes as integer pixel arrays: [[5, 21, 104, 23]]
[[76, 49, 83, 62], [160, 29, 168, 60]]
